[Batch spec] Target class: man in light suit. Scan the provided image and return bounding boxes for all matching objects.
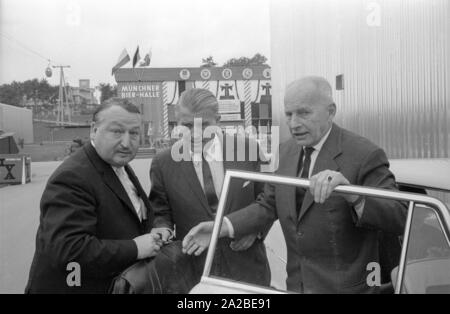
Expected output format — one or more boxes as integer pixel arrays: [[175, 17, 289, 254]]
[[183, 76, 407, 293], [26, 99, 161, 293], [149, 88, 271, 287]]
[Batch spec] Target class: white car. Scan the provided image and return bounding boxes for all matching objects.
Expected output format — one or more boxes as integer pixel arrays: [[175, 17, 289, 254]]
[[190, 159, 450, 294]]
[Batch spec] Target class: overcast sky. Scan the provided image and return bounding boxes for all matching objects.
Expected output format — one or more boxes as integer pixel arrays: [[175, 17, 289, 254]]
[[0, 0, 270, 87]]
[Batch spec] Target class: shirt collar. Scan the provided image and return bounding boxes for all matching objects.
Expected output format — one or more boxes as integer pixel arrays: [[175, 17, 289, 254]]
[[309, 125, 332, 153], [112, 165, 124, 173]]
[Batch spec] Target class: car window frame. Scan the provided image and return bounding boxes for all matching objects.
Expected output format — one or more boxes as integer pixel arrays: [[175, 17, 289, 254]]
[[198, 170, 450, 294]]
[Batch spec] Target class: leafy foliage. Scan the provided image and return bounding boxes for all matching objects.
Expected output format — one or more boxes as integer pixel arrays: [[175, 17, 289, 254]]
[[99, 83, 117, 103], [0, 79, 58, 107], [223, 53, 268, 67], [200, 56, 217, 67]]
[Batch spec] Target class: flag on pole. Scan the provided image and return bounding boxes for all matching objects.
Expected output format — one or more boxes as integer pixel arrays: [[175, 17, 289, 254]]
[[132, 46, 140, 68], [111, 49, 130, 75], [139, 48, 152, 67]]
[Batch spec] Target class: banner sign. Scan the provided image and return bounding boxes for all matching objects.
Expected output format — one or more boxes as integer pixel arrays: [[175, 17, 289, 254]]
[[114, 65, 271, 82], [119, 83, 161, 99], [218, 99, 241, 114], [220, 113, 242, 121]]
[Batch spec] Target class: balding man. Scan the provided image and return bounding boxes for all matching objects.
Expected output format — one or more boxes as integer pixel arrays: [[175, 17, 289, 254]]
[[183, 77, 407, 293], [149, 88, 271, 288], [26, 99, 161, 293]]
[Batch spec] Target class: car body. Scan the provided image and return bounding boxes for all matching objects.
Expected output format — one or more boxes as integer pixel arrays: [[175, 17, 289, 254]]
[[190, 158, 450, 294]]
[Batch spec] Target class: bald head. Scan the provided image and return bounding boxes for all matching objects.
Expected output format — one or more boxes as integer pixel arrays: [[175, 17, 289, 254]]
[[284, 76, 333, 108], [284, 76, 336, 147]]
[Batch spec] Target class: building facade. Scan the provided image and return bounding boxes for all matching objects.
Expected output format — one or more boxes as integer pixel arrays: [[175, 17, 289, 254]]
[[0, 103, 33, 144], [114, 66, 272, 142], [270, 0, 449, 158]]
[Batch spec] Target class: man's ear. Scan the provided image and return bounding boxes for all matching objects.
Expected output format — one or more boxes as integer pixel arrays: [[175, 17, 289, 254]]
[[90, 122, 97, 142], [216, 114, 221, 124], [328, 103, 337, 118]]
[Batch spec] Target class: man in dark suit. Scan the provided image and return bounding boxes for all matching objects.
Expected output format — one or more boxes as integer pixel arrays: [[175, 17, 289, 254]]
[[149, 88, 271, 287], [183, 77, 407, 293], [26, 99, 161, 294]]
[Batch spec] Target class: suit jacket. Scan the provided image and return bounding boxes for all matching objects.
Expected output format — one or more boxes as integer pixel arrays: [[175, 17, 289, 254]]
[[228, 124, 407, 293], [25, 143, 153, 294], [149, 135, 271, 286]]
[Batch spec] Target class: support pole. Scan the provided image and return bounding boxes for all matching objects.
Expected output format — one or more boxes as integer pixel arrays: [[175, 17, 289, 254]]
[[52, 65, 71, 125]]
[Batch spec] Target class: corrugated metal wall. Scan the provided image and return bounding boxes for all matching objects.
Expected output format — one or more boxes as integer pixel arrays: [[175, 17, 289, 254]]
[[271, 0, 449, 158]]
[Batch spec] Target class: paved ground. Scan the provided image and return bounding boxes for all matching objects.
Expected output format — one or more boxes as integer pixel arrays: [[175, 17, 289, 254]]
[[0, 159, 152, 294], [0, 158, 286, 293]]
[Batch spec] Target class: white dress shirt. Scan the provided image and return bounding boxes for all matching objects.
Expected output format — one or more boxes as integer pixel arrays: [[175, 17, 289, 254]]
[[112, 166, 144, 221], [91, 140, 144, 221]]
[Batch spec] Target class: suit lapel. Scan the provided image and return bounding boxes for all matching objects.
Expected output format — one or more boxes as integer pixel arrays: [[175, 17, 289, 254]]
[[278, 139, 301, 223], [221, 134, 259, 207], [222, 133, 239, 198], [298, 124, 343, 222], [222, 133, 236, 173], [125, 165, 154, 227], [221, 146, 235, 213], [103, 168, 143, 222], [178, 159, 213, 215], [83, 143, 142, 224]]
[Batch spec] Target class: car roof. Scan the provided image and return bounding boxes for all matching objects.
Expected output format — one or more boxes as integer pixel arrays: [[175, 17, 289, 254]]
[[389, 158, 450, 192]]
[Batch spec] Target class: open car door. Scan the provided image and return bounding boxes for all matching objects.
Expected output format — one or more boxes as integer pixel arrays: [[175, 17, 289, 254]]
[[190, 170, 450, 294]]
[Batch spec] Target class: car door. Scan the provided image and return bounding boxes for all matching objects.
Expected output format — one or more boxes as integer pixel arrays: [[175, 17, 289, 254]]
[[190, 170, 450, 294]]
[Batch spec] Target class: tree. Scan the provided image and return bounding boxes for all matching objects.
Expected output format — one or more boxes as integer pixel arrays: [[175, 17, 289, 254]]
[[0, 79, 58, 107], [0, 83, 22, 106], [37, 79, 59, 100], [223, 53, 268, 67], [249, 53, 268, 66], [223, 57, 251, 67], [99, 83, 117, 103], [200, 56, 217, 67]]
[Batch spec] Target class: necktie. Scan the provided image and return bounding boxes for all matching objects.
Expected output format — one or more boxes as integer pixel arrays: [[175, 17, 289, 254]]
[[115, 167, 142, 220], [300, 147, 315, 178], [202, 159, 219, 212], [296, 147, 315, 216]]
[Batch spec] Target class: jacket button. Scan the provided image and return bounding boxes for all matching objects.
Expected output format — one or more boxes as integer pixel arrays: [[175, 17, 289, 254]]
[[297, 231, 304, 237]]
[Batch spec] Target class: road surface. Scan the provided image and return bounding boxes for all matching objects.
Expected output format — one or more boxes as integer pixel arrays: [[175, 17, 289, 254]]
[[0, 159, 152, 294], [0, 158, 286, 293]]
